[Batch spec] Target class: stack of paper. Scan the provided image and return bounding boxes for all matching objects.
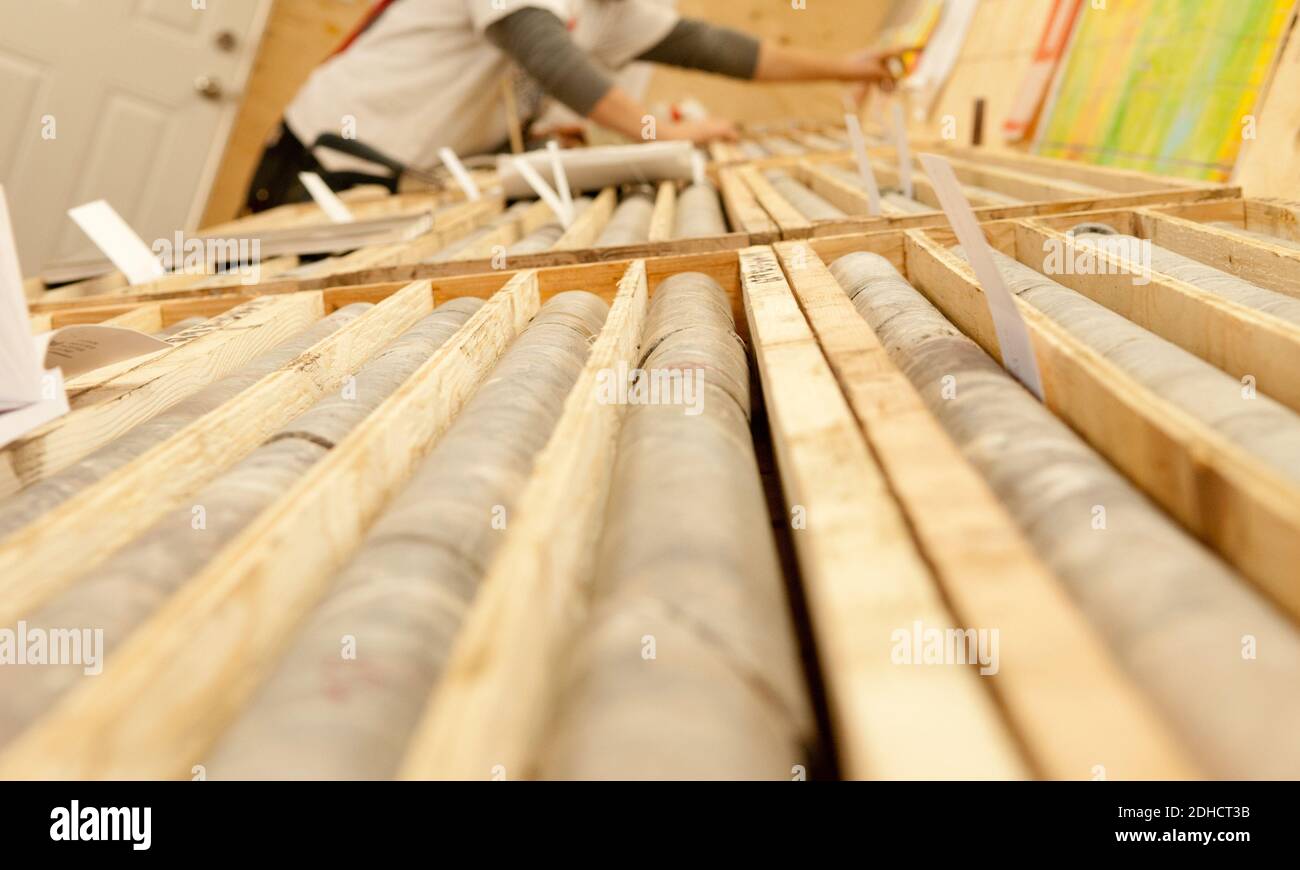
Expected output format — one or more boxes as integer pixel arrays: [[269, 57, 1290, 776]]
[[1, 190, 172, 449], [0, 187, 69, 449]]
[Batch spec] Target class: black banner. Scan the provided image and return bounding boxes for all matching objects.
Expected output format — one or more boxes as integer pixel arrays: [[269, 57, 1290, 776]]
[[0, 781, 1284, 855]]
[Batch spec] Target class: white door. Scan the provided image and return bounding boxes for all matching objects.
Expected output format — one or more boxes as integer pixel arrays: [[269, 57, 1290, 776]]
[[0, 0, 268, 272]]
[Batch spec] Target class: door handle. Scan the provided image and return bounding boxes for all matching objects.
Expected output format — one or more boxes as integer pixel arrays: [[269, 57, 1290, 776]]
[[194, 75, 223, 100]]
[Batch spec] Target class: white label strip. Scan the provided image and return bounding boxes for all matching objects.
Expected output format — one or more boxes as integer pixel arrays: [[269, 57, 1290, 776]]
[[691, 150, 707, 187], [437, 147, 481, 202], [546, 141, 574, 226], [511, 156, 571, 228], [67, 200, 166, 286], [844, 114, 882, 216], [298, 172, 354, 224], [918, 153, 1044, 399], [892, 102, 914, 200]]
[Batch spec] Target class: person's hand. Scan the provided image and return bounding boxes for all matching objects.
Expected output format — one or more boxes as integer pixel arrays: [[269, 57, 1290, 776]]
[[661, 117, 739, 145], [531, 122, 588, 148], [843, 45, 923, 105], [843, 45, 924, 91]]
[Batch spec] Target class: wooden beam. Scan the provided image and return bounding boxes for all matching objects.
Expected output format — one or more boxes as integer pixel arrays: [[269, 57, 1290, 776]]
[[553, 187, 617, 251], [939, 154, 1109, 202], [773, 241, 1197, 780], [646, 180, 677, 242], [903, 230, 1300, 623], [799, 164, 874, 216], [1244, 198, 1300, 242], [739, 166, 812, 239], [101, 303, 164, 333], [939, 146, 1200, 193], [718, 167, 778, 243], [1014, 220, 1300, 414], [0, 292, 325, 498], [399, 260, 649, 780], [0, 281, 434, 633], [305, 199, 503, 275], [1133, 208, 1300, 300], [708, 141, 747, 164], [735, 245, 1026, 779], [0, 274, 538, 779]]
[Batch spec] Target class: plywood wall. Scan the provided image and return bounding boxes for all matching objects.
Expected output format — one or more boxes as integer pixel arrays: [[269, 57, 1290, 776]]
[[923, 0, 1056, 147], [643, 0, 893, 123], [1235, 8, 1300, 197], [200, 0, 371, 228]]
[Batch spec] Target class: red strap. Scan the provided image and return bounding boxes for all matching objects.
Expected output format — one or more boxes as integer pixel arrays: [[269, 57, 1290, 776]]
[[332, 0, 398, 57]]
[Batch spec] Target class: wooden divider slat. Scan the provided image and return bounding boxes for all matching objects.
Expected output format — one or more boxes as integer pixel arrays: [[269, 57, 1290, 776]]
[[0, 274, 538, 779], [718, 167, 778, 243], [939, 146, 1200, 194], [737, 245, 1026, 779], [1132, 208, 1300, 300], [903, 231, 1300, 623], [647, 180, 676, 242], [553, 187, 617, 251], [739, 166, 813, 239], [0, 281, 434, 633], [774, 241, 1197, 780], [939, 154, 1107, 202], [399, 260, 647, 780], [101, 304, 164, 333], [1014, 220, 1300, 414]]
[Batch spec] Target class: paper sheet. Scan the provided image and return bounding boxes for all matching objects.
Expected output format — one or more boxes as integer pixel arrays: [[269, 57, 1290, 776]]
[[298, 172, 355, 224], [0, 188, 74, 446], [67, 200, 166, 285], [511, 157, 572, 228], [0, 186, 43, 407], [918, 153, 1044, 400], [35, 324, 171, 380], [844, 114, 882, 216], [891, 103, 915, 200], [437, 147, 482, 201]]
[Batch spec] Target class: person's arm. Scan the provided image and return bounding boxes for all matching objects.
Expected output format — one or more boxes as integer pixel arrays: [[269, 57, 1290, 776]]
[[755, 44, 905, 87], [637, 18, 912, 89], [485, 7, 731, 145]]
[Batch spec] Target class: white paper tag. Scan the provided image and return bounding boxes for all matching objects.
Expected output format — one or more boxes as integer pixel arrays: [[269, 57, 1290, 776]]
[[35, 324, 170, 380], [892, 103, 914, 200], [844, 114, 882, 216], [298, 172, 354, 224], [0, 186, 44, 406], [547, 141, 574, 226], [437, 147, 481, 201], [67, 200, 166, 286], [691, 150, 707, 187], [0, 188, 70, 437], [511, 157, 572, 228], [918, 153, 1044, 399]]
